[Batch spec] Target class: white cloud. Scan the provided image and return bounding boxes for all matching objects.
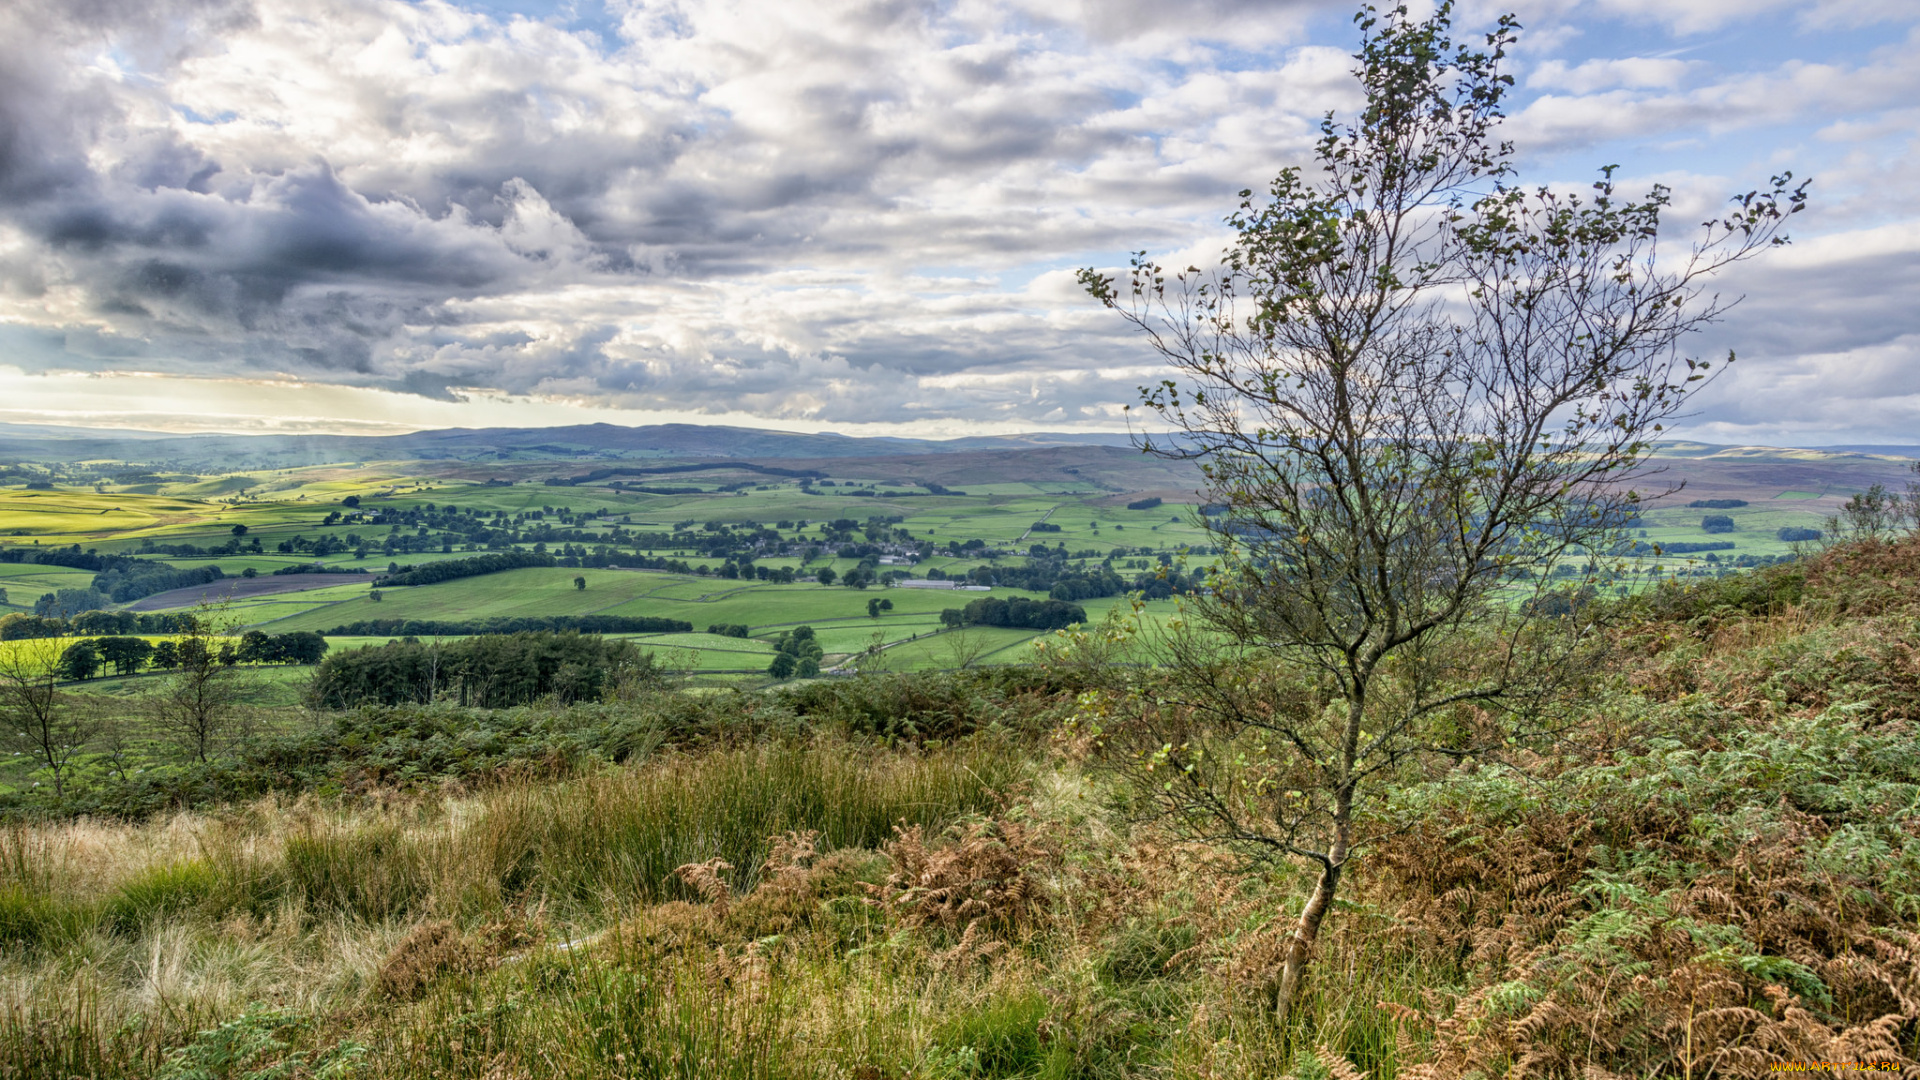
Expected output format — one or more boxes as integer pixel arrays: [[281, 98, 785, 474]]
[[1528, 56, 1696, 93], [0, 0, 1915, 438]]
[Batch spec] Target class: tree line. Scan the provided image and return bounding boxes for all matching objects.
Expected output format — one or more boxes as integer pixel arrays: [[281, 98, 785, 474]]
[[322, 614, 692, 636], [372, 549, 556, 587], [53, 630, 327, 681]]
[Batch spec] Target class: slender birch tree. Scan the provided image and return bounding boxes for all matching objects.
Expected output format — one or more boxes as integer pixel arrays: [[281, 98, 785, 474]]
[[1076, 1, 1804, 1030]]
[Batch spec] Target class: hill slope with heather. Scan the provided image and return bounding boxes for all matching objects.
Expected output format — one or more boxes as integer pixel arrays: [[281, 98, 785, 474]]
[[5, 537, 1920, 1077]]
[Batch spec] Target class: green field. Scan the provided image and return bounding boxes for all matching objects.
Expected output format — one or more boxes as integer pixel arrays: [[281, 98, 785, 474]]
[[0, 463, 1211, 684], [0, 445, 1880, 687]]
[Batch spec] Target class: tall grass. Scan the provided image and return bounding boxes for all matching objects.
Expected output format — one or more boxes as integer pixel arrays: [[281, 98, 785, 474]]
[[0, 734, 1028, 1078], [464, 737, 1023, 917]]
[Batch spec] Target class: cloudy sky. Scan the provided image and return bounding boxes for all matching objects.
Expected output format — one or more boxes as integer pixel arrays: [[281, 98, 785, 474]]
[[0, 0, 1914, 444]]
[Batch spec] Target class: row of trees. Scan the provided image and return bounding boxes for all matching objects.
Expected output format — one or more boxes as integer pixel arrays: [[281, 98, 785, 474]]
[[53, 630, 327, 681]]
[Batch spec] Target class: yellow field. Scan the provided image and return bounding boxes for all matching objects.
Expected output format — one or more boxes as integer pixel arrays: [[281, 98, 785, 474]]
[[0, 634, 232, 675], [0, 490, 229, 539]]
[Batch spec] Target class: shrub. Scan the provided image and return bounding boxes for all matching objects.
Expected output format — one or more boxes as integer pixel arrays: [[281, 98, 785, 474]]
[[279, 823, 429, 921], [930, 991, 1054, 1077], [376, 920, 488, 1001], [0, 886, 89, 950], [103, 860, 220, 932]]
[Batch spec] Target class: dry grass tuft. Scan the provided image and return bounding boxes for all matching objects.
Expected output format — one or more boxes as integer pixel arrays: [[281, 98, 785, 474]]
[[375, 920, 475, 1001]]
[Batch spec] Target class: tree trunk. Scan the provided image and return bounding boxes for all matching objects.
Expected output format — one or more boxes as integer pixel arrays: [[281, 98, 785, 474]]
[[1271, 818, 1351, 1032]]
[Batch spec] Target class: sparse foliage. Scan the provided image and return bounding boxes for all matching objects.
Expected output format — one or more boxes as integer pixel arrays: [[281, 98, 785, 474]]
[[1078, 0, 1803, 1031], [0, 636, 98, 798], [149, 606, 251, 765]]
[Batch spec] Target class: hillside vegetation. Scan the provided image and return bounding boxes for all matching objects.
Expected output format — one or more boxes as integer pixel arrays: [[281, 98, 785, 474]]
[[1, 538, 1917, 1077]]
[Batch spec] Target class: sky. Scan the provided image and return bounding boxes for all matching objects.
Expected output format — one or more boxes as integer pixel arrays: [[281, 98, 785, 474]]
[[0, 0, 1915, 444]]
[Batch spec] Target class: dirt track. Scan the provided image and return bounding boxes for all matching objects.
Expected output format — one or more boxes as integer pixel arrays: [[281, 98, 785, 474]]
[[125, 573, 371, 612]]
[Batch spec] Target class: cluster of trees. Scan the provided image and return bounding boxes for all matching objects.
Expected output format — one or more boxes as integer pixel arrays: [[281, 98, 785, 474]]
[[374, 549, 556, 587], [1701, 514, 1736, 533], [949, 543, 1203, 601], [322, 615, 691, 636], [236, 630, 329, 665], [940, 596, 1086, 630], [0, 547, 237, 614], [712, 561, 799, 582], [706, 624, 750, 638], [69, 610, 187, 634], [1688, 498, 1748, 508], [309, 632, 654, 708], [134, 539, 243, 557], [91, 562, 225, 603], [57, 638, 153, 679], [33, 588, 113, 618], [0, 546, 141, 573], [1778, 526, 1824, 542], [1125, 497, 1163, 511], [766, 626, 824, 679]]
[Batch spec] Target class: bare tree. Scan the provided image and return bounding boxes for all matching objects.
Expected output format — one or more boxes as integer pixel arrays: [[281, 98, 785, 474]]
[[941, 626, 990, 671], [1075, 2, 1803, 1030], [95, 708, 142, 786], [0, 636, 98, 798], [150, 606, 252, 765]]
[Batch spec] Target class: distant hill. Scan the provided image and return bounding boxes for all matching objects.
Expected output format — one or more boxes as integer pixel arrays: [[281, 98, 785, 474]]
[[1806, 445, 1920, 459], [1634, 443, 1916, 509], [0, 423, 1909, 509], [0, 422, 1140, 469]]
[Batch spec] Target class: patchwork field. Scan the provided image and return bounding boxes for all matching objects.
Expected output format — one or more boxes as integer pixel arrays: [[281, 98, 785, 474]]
[[0, 439, 1907, 689]]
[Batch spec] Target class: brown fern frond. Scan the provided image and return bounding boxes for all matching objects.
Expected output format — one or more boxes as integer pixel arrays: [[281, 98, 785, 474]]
[[673, 858, 734, 919], [1313, 1044, 1368, 1080]]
